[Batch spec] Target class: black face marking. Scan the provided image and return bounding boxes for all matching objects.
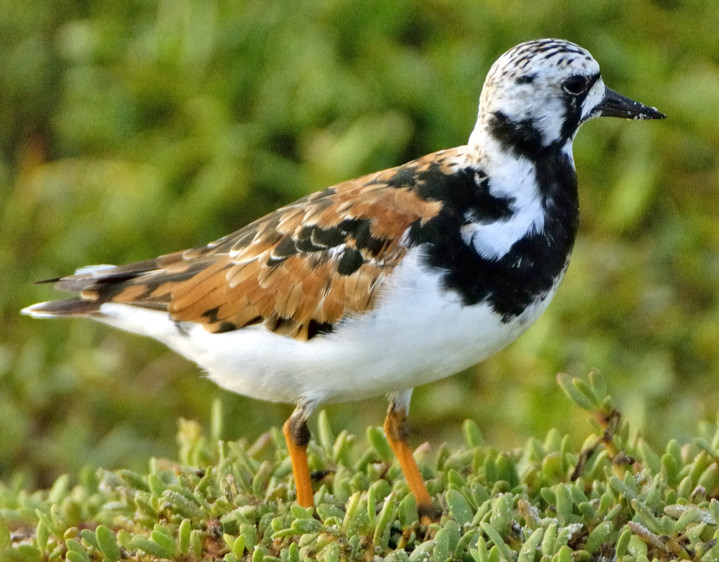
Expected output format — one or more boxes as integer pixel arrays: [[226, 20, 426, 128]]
[[559, 73, 600, 141], [562, 74, 590, 95], [489, 66, 598, 152], [560, 104, 581, 141], [515, 74, 536, 85], [487, 111, 544, 160]]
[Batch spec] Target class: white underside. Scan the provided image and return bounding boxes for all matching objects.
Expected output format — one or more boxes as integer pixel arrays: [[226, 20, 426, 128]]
[[92, 250, 562, 406]]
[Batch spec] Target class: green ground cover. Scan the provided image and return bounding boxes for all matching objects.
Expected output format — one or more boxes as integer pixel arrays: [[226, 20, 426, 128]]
[[4, 373, 719, 560]]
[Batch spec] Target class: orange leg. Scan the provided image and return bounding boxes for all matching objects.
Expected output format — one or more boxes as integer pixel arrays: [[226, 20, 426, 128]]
[[283, 413, 314, 508], [384, 404, 435, 520]]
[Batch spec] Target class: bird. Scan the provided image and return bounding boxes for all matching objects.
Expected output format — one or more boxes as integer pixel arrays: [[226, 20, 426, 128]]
[[23, 38, 665, 518]]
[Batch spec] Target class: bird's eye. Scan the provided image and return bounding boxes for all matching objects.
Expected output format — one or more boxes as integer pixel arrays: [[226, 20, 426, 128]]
[[562, 75, 590, 95]]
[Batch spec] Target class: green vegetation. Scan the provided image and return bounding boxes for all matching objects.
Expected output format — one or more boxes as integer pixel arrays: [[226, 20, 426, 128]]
[[1, 2, 718, 553], [4, 373, 719, 560]]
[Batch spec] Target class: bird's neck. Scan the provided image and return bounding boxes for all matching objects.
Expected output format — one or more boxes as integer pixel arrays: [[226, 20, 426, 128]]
[[464, 117, 580, 267], [468, 116, 578, 208]]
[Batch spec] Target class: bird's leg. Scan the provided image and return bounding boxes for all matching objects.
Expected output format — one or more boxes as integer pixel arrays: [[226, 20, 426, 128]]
[[283, 401, 315, 508], [384, 391, 435, 520]]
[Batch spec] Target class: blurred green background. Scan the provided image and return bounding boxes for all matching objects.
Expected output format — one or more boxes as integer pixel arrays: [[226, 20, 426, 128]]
[[1, 0, 717, 489]]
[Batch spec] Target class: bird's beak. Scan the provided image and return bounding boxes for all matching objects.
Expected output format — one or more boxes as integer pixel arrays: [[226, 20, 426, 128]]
[[596, 87, 666, 120]]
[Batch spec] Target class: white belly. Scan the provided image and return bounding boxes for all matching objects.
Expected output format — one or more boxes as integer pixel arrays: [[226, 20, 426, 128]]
[[97, 252, 562, 405]]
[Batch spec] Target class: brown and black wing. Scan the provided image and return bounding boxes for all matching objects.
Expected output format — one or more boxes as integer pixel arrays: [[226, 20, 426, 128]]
[[26, 161, 444, 340]]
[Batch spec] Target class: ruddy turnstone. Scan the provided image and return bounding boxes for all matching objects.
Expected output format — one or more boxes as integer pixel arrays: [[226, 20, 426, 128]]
[[23, 39, 664, 516]]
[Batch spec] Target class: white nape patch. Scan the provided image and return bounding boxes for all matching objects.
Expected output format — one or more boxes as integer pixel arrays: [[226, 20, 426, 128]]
[[73, 264, 117, 276], [461, 157, 545, 260]]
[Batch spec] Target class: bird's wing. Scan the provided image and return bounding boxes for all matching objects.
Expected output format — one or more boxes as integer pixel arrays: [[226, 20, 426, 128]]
[[29, 154, 453, 340]]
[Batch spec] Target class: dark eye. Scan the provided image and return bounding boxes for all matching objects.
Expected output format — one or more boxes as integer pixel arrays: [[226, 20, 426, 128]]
[[562, 75, 590, 95]]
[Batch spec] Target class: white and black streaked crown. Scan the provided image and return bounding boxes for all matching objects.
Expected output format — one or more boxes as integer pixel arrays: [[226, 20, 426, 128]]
[[470, 39, 664, 155]]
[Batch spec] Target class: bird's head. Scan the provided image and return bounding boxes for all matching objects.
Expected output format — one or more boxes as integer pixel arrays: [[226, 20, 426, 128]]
[[472, 38, 665, 153]]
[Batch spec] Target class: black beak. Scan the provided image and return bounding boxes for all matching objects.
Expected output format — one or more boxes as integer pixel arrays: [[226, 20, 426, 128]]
[[596, 87, 666, 120]]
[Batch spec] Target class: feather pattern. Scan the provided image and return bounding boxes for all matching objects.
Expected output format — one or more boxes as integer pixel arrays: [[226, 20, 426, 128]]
[[31, 150, 460, 340]]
